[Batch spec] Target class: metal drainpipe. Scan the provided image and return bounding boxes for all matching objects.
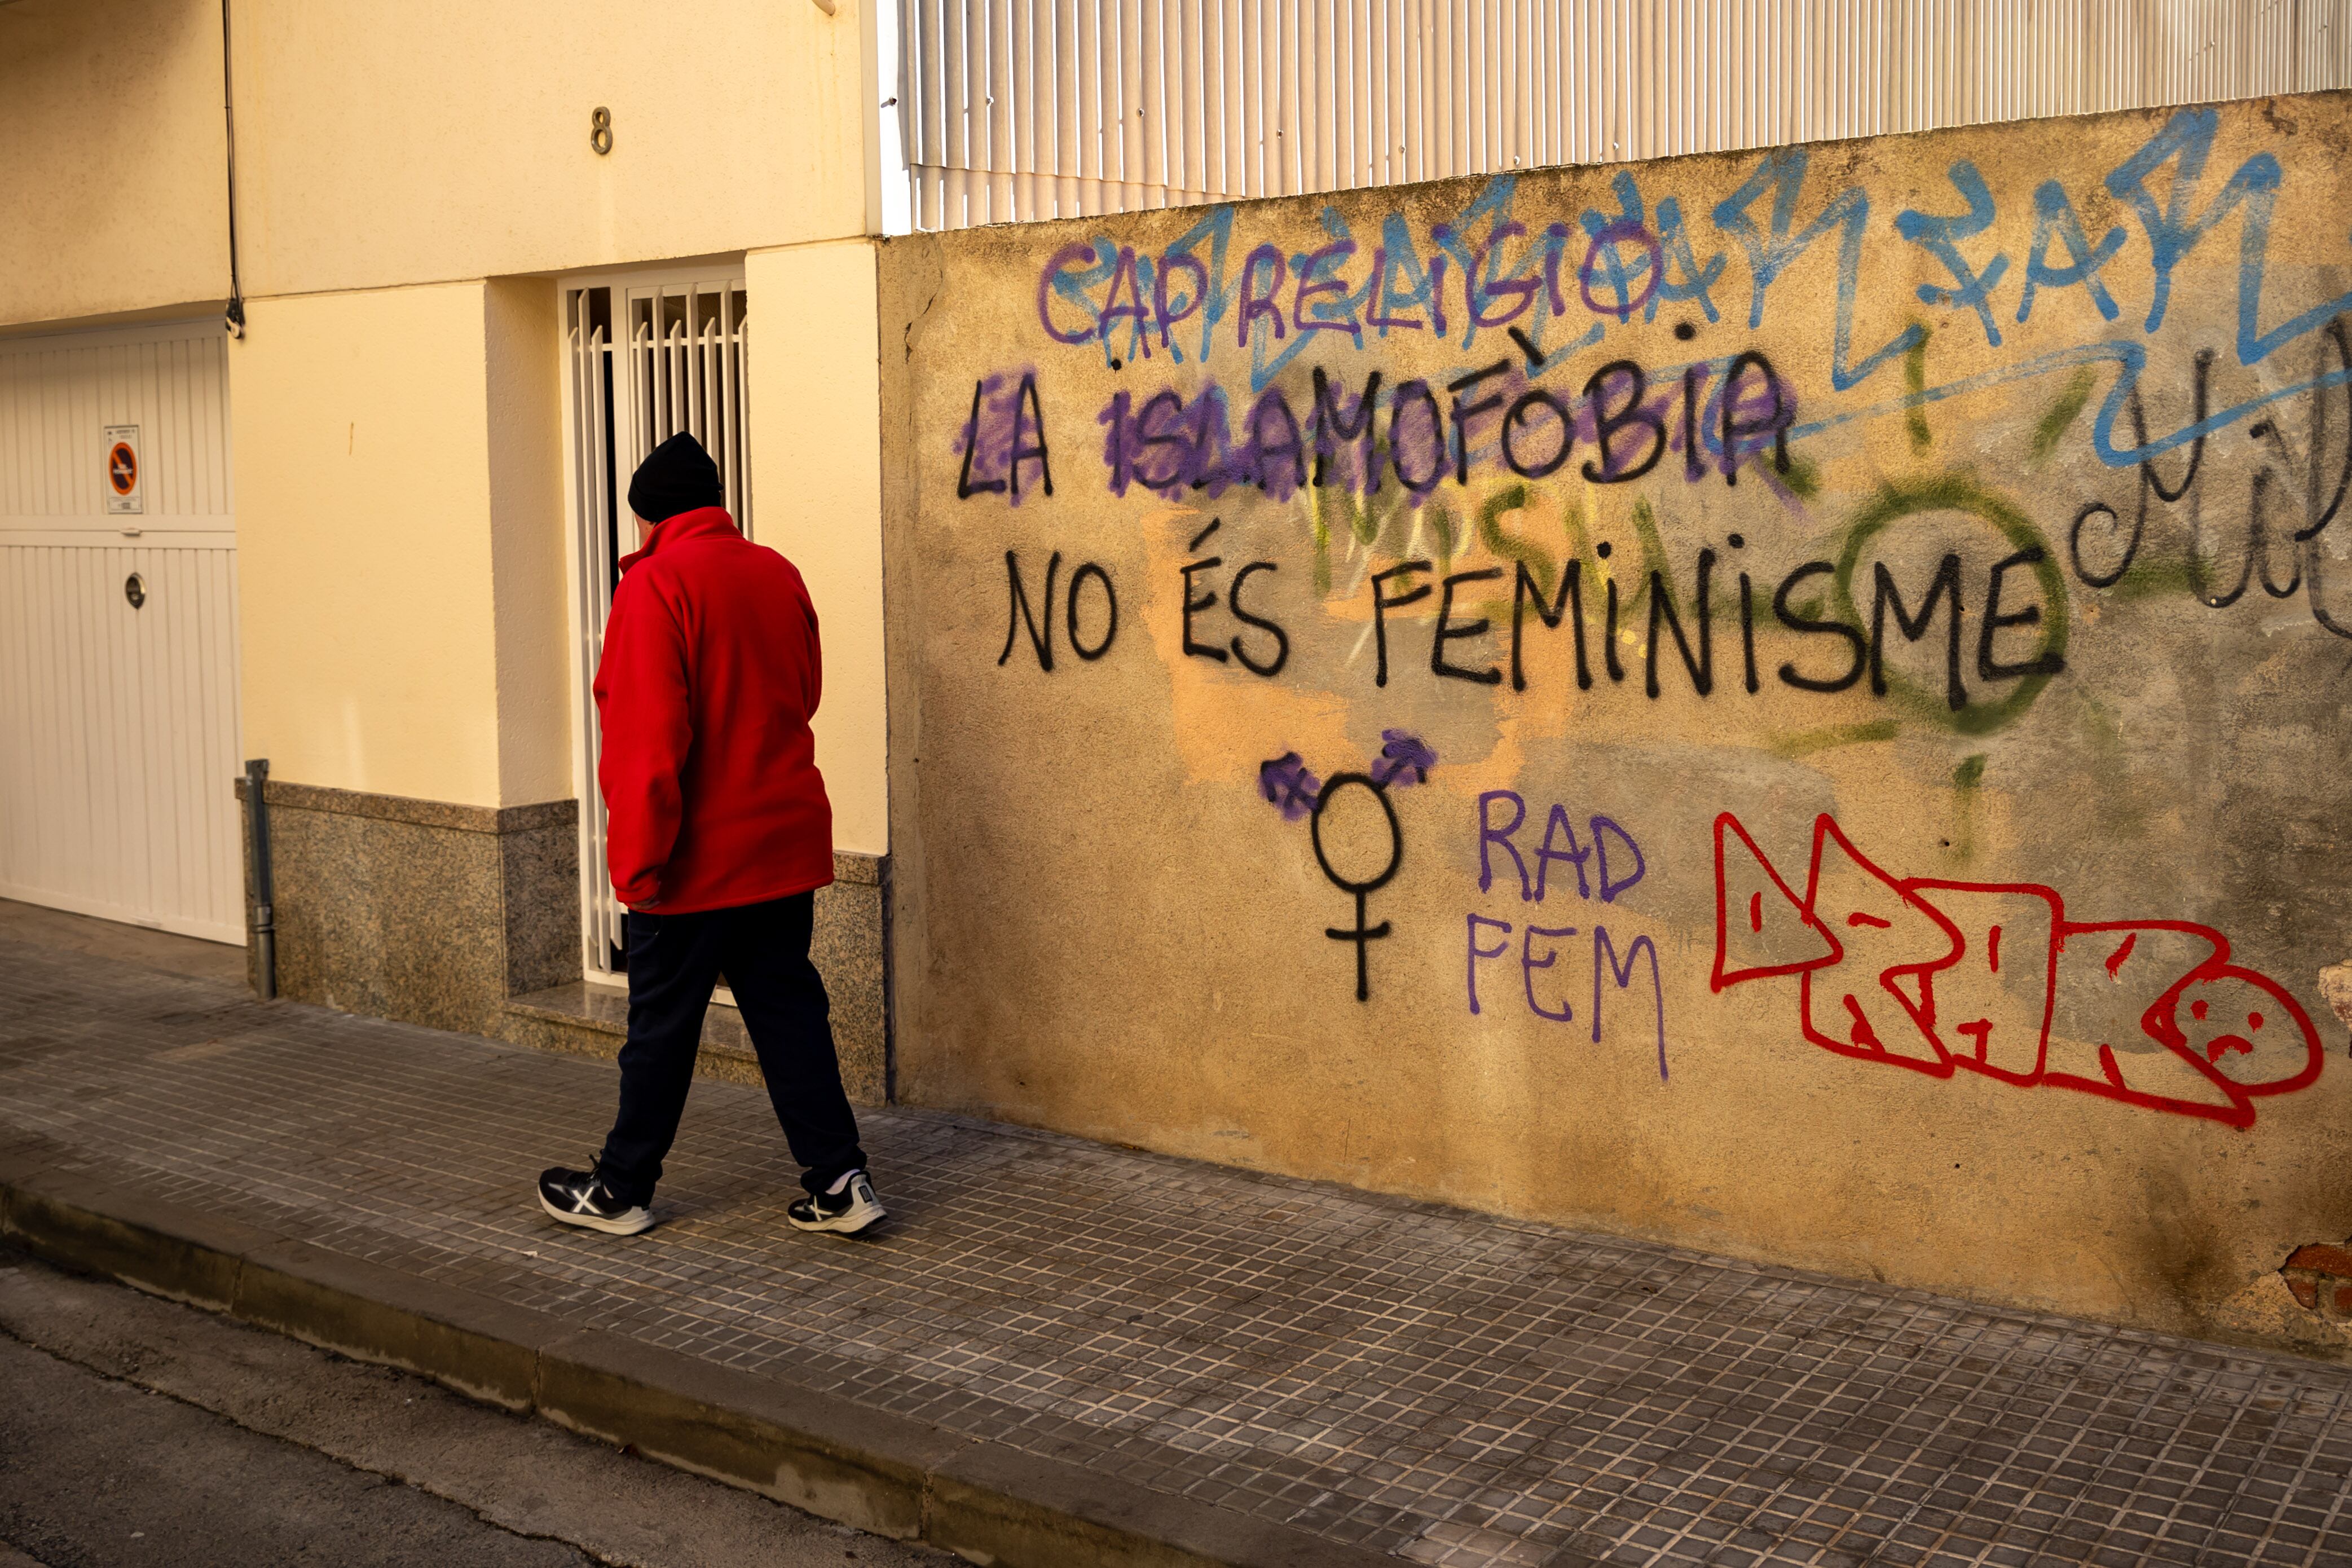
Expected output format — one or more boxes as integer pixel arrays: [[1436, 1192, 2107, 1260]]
[[244, 757, 276, 1000], [221, 0, 246, 340]]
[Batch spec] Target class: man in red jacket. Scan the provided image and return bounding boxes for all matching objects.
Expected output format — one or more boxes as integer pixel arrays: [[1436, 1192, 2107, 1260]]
[[538, 433, 883, 1238]]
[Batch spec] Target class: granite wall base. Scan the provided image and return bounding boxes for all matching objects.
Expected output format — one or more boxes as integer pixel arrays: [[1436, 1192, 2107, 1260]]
[[238, 781, 891, 1103], [811, 852, 889, 1103], [239, 780, 579, 1037]]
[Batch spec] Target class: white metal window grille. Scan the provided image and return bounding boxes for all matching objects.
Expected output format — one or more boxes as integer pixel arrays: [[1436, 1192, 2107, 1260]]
[[563, 274, 752, 979], [896, 0, 2352, 228]]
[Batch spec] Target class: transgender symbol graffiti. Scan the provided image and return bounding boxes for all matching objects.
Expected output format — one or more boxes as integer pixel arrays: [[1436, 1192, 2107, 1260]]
[[1314, 774, 1402, 1002], [1261, 730, 1437, 1001]]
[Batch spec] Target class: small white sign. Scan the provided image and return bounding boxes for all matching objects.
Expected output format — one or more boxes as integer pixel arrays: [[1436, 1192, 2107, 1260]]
[[104, 425, 142, 516]]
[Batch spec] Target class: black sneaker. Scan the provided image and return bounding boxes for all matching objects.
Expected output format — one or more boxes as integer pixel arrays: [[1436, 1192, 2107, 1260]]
[[787, 1170, 887, 1235], [537, 1165, 655, 1236]]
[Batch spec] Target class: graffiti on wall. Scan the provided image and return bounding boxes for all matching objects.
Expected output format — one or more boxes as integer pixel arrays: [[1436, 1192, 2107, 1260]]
[[1711, 812, 2325, 1126], [1469, 791, 1668, 1081], [964, 152, 2352, 824], [1250, 742, 1673, 1081], [937, 97, 2346, 1127]]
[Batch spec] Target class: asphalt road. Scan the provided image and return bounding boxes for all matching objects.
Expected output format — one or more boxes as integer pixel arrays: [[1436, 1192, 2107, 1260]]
[[0, 1249, 944, 1568]]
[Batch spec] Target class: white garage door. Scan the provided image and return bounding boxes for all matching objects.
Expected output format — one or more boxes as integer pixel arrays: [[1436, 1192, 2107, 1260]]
[[0, 320, 243, 945]]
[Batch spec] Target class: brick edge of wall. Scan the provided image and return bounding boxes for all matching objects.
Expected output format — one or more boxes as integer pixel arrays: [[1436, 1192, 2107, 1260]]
[[0, 1142, 1430, 1568], [2283, 1244, 2352, 1320]]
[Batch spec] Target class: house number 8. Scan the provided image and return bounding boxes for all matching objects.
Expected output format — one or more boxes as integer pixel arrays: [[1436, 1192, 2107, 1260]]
[[590, 107, 613, 155]]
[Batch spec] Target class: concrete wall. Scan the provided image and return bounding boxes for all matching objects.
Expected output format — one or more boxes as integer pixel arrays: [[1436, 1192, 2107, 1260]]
[[880, 94, 2352, 1355], [0, 0, 231, 329]]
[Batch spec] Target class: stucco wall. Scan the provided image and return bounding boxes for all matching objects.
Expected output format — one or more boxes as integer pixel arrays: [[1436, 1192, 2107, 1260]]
[[881, 94, 2352, 1354], [226, 0, 879, 299], [748, 241, 891, 854], [2, 0, 891, 836], [0, 0, 231, 328], [233, 280, 571, 808]]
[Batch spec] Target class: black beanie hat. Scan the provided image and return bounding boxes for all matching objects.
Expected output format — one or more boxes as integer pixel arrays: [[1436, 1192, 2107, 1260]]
[[628, 432, 724, 525]]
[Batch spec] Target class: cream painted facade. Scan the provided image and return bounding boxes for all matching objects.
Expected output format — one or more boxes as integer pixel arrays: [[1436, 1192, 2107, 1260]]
[[0, 0, 895, 1073], [0, 0, 231, 329], [225, 0, 881, 301], [230, 280, 571, 807], [745, 241, 890, 852], [1, 0, 893, 831]]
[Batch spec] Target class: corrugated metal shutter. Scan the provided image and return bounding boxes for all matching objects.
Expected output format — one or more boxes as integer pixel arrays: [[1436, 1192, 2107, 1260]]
[[0, 322, 243, 944]]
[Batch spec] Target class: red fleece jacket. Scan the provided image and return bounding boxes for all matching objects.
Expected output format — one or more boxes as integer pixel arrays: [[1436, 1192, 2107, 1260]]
[[593, 507, 834, 912]]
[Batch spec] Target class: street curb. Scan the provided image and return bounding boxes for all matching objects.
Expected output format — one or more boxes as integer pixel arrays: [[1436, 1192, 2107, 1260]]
[[0, 1156, 1397, 1568]]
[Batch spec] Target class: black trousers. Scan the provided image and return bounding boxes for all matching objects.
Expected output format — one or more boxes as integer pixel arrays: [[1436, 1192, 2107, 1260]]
[[595, 892, 866, 1206]]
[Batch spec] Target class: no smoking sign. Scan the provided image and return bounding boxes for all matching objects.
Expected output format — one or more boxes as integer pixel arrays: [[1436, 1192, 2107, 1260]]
[[104, 424, 142, 516]]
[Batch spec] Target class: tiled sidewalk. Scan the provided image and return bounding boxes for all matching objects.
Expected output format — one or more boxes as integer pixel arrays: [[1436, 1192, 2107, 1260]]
[[1, 928, 2349, 1568]]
